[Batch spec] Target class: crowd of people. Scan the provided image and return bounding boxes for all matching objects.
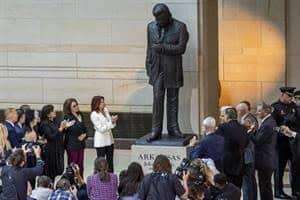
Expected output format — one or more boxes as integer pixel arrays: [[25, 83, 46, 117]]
[[189, 86, 300, 200], [0, 86, 299, 200]]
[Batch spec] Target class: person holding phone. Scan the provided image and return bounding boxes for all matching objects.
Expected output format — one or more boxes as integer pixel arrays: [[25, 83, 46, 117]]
[[63, 98, 87, 177], [90, 96, 118, 173]]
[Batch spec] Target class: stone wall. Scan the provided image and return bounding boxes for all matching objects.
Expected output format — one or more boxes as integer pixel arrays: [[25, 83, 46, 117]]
[[287, 0, 300, 88], [218, 0, 286, 107], [0, 0, 199, 134]]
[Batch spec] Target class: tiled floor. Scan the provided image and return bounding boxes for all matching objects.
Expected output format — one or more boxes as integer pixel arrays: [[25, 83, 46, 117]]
[[77, 149, 292, 200]]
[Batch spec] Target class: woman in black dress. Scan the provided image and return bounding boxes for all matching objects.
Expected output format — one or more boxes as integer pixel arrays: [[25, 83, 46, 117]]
[[39, 104, 71, 180]]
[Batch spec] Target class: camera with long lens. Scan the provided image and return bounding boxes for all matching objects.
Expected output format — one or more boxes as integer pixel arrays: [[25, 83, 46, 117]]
[[175, 158, 205, 185]]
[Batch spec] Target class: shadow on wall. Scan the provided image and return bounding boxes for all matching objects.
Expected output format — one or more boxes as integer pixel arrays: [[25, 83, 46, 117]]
[[219, 0, 286, 107]]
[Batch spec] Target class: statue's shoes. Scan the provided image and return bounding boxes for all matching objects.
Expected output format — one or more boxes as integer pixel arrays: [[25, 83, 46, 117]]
[[146, 132, 162, 142], [168, 130, 184, 138]]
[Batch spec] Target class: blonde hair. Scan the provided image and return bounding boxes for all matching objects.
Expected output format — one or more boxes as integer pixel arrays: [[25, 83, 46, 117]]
[[4, 108, 16, 120], [0, 123, 11, 154]]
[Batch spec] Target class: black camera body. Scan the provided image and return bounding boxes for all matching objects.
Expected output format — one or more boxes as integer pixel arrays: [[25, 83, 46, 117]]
[[62, 163, 77, 186], [25, 142, 39, 154], [175, 158, 190, 179], [175, 158, 205, 185]]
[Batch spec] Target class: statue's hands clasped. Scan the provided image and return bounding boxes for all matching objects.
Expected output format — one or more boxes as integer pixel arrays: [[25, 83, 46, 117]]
[[152, 43, 165, 54]]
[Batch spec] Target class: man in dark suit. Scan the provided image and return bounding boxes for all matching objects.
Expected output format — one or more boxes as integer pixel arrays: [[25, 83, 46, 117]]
[[252, 102, 277, 200], [145, 3, 189, 142], [236, 102, 258, 200], [272, 87, 297, 199], [215, 107, 249, 188], [189, 117, 224, 171], [4, 108, 20, 148]]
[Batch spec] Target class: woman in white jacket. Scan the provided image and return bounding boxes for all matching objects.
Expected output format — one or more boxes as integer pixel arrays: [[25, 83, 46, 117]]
[[90, 95, 118, 172]]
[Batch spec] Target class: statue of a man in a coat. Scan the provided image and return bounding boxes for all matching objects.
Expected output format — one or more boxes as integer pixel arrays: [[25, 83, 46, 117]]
[[146, 3, 189, 142]]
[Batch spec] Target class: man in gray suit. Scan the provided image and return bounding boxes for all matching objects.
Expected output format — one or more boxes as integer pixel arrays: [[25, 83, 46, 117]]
[[145, 3, 189, 142]]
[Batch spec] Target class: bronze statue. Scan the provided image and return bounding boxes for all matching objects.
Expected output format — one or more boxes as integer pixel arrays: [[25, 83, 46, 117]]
[[146, 3, 189, 142]]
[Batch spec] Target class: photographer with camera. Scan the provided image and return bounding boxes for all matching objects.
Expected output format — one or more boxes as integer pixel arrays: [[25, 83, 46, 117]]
[[138, 154, 189, 200], [0, 145, 44, 200], [48, 178, 78, 200], [62, 163, 88, 200], [31, 176, 53, 200], [176, 158, 216, 187]]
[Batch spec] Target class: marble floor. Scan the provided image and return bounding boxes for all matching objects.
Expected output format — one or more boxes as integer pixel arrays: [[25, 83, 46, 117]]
[[75, 149, 292, 200]]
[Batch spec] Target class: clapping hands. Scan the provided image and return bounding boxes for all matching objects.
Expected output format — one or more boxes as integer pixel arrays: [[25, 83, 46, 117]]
[[111, 115, 118, 124], [280, 125, 293, 137]]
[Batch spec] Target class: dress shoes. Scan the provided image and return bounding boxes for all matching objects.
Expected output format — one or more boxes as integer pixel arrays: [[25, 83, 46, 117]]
[[168, 129, 184, 138], [146, 132, 162, 142], [275, 192, 293, 199]]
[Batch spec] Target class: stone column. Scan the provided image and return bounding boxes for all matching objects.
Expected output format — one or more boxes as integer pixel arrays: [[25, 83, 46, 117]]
[[198, 0, 220, 124]]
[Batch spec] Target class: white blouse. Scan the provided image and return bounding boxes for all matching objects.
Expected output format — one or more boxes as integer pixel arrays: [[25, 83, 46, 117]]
[[90, 108, 116, 148]]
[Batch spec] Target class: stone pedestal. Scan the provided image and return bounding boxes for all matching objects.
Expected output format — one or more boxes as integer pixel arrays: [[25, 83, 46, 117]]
[[131, 133, 194, 173]]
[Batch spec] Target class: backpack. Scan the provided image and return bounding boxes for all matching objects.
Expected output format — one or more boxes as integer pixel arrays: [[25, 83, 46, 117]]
[[0, 166, 18, 200]]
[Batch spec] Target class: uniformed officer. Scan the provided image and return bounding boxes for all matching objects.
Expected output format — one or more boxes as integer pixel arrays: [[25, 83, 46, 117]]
[[294, 90, 300, 132], [291, 90, 300, 199], [272, 87, 297, 199]]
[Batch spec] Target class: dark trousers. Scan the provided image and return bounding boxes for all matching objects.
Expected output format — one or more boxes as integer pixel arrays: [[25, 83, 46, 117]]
[[152, 72, 180, 133], [227, 174, 243, 189], [258, 169, 273, 200], [274, 146, 292, 194], [242, 164, 257, 200], [66, 148, 84, 176], [291, 162, 300, 198], [96, 144, 114, 173]]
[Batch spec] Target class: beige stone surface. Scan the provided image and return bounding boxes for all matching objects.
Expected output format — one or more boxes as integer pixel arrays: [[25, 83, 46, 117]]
[[0, 78, 43, 103], [262, 82, 284, 104], [261, 20, 285, 46], [111, 20, 147, 46], [219, 0, 286, 106], [77, 53, 145, 68], [43, 78, 113, 104], [8, 67, 77, 78], [5, 19, 40, 44], [40, 19, 112, 45], [112, 79, 152, 105], [8, 52, 76, 67], [0, 0, 76, 18], [0, 52, 7, 66], [78, 68, 147, 80], [0, 68, 8, 77], [220, 81, 261, 106], [287, 0, 300, 88]]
